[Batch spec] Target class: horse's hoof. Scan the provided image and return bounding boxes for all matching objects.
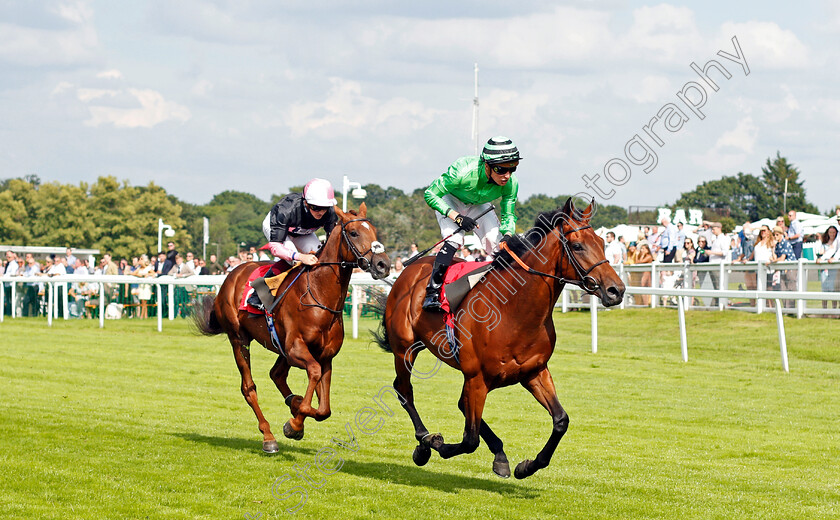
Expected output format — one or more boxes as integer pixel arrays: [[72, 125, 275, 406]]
[[514, 459, 534, 479], [286, 395, 303, 415], [412, 444, 432, 466], [262, 440, 280, 454], [283, 420, 304, 441], [421, 432, 444, 450], [493, 453, 511, 478]]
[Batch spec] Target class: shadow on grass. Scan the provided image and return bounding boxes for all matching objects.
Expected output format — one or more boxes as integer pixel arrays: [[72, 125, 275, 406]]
[[340, 459, 539, 498], [172, 432, 318, 459]]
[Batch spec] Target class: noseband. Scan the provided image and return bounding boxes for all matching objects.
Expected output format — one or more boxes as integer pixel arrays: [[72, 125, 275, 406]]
[[499, 223, 608, 294]]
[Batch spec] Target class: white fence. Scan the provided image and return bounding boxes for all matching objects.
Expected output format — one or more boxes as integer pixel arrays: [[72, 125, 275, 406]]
[[0, 273, 390, 336], [567, 285, 840, 373], [4, 267, 838, 372], [562, 260, 840, 318]]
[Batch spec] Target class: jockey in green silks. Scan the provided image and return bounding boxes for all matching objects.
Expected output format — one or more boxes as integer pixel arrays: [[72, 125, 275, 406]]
[[421, 136, 520, 311]]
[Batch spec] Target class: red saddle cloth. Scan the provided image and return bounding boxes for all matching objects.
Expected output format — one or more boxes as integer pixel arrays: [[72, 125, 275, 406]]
[[440, 261, 493, 315], [238, 262, 287, 314]]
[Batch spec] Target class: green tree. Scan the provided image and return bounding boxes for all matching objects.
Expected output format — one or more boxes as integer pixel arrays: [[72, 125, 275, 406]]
[[0, 179, 34, 244], [761, 151, 818, 216], [674, 172, 771, 223]]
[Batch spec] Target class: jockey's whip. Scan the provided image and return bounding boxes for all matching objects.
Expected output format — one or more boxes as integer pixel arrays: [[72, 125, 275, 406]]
[[404, 204, 496, 267]]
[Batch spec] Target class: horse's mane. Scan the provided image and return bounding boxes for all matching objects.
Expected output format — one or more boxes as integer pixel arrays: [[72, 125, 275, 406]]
[[491, 207, 569, 268], [315, 209, 358, 259]]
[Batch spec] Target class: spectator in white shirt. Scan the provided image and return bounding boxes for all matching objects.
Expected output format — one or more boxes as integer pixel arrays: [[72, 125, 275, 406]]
[[708, 224, 730, 264], [707, 224, 730, 304], [604, 231, 623, 266]]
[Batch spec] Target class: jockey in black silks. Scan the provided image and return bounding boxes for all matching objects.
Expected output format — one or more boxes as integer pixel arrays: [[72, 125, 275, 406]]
[[246, 178, 338, 310]]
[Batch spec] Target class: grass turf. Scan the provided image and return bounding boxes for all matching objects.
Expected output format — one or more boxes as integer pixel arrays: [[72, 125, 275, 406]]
[[1, 309, 838, 519]]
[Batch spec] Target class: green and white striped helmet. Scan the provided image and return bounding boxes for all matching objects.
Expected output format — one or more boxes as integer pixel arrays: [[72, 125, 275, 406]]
[[481, 136, 521, 165]]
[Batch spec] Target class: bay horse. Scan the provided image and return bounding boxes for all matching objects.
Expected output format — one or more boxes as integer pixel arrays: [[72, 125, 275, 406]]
[[373, 198, 624, 478], [194, 203, 390, 453]]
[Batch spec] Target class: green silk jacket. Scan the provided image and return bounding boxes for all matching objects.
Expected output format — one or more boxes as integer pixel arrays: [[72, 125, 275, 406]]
[[424, 156, 518, 235]]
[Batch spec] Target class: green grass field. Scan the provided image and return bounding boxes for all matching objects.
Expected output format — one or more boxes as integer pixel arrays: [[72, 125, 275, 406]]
[[1, 310, 839, 519]]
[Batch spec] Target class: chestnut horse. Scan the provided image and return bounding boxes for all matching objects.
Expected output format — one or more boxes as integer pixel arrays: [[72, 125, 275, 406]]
[[373, 199, 624, 478], [194, 203, 390, 453]]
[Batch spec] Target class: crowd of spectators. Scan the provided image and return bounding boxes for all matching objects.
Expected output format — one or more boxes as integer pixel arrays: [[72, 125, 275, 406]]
[[5, 211, 840, 318], [0, 241, 258, 318], [610, 209, 840, 309]]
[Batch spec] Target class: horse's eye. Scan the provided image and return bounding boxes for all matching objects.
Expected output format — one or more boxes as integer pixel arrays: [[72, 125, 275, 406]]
[[350, 231, 359, 238], [572, 243, 584, 252]]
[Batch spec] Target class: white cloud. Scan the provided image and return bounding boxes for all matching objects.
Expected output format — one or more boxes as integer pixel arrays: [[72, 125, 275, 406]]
[[96, 69, 123, 80], [51, 81, 75, 96], [613, 75, 674, 104], [0, 1, 98, 66], [717, 21, 809, 69], [283, 78, 439, 137], [622, 4, 704, 64], [190, 79, 214, 97], [83, 88, 191, 128], [364, 7, 613, 69], [76, 88, 117, 102], [691, 116, 758, 170], [51, 0, 94, 24]]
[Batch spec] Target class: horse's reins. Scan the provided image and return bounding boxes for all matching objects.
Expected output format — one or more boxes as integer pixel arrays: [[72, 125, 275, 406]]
[[297, 217, 385, 315], [403, 205, 496, 267], [499, 223, 608, 294]]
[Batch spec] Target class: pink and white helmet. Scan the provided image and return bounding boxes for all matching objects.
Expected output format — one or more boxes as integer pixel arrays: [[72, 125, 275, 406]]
[[303, 178, 337, 207]]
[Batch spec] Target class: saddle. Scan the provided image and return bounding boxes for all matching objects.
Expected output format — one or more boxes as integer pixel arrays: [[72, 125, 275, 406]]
[[440, 261, 493, 315], [437, 261, 493, 365], [239, 261, 297, 314]]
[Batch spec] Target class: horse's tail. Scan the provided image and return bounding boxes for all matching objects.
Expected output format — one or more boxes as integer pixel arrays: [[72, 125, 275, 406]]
[[369, 292, 391, 353], [192, 295, 223, 336]]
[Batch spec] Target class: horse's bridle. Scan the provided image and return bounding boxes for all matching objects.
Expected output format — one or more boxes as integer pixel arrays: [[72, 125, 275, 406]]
[[500, 222, 608, 294], [557, 223, 609, 293], [299, 217, 386, 315], [316, 217, 385, 272]]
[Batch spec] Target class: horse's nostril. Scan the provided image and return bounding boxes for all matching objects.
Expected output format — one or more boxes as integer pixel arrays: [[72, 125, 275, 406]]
[[606, 286, 621, 299]]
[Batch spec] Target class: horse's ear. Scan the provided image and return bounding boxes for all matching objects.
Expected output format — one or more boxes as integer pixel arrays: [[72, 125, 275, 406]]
[[581, 198, 595, 224], [358, 201, 367, 218], [334, 205, 346, 221], [562, 197, 574, 220]]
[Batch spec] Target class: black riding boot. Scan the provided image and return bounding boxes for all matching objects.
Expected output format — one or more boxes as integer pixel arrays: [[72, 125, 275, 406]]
[[422, 242, 458, 312]]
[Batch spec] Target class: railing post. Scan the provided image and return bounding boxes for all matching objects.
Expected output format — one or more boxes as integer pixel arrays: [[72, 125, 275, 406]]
[[757, 263, 765, 314], [651, 262, 658, 309], [168, 282, 174, 321], [47, 281, 53, 327], [796, 259, 805, 319], [590, 296, 598, 354], [351, 285, 359, 339], [718, 262, 727, 311], [561, 287, 568, 313], [99, 285, 105, 328], [775, 299, 789, 373], [156, 284, 163, 332], [0, 280, 4, 323], [62, 282, 69, 320], [677, 291, 688, 362]]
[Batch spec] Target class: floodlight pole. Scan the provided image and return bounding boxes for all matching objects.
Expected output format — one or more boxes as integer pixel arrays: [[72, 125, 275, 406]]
[[157, 218, 173, 253], [342, 175, 364, 212]]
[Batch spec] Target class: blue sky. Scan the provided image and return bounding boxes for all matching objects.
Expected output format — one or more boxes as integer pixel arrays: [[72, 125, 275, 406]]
[[1, 1, 838, 212]]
